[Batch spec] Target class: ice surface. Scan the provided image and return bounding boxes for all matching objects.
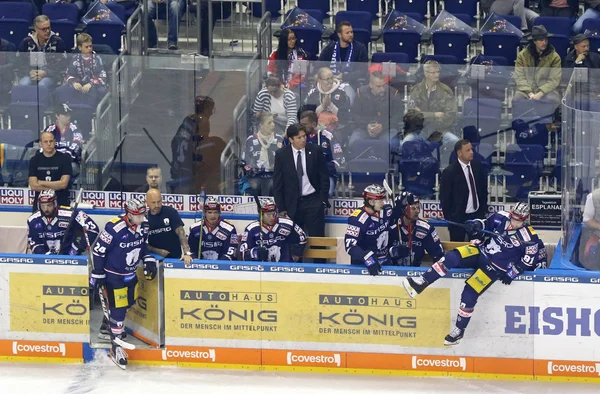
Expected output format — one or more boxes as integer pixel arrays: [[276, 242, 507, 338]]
[[0, 351, 597, 394]]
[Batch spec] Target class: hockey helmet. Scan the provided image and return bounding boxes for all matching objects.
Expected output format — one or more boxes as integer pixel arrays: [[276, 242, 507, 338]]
[[203, 196, 221, 212], [395, 191, 419, 217], [510, 202, 530, 222], [124, 198, 147, 216], [259, 197, 277, 213], [38, 189, 57, 211], [363, 184, 386, 201]]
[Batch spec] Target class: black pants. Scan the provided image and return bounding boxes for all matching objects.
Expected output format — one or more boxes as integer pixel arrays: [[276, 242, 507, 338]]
[[540, 7, 575, 18], [293, 193, 324, 237], [448, 212, 483, 242]]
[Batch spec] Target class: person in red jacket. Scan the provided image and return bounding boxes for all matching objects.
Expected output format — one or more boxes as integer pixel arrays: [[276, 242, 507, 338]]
[[267, 29, 309, 90]]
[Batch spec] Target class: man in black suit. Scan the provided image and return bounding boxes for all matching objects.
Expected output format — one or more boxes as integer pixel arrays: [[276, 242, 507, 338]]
[[440, 140, 488, 241], [273, 124, 330, 237]]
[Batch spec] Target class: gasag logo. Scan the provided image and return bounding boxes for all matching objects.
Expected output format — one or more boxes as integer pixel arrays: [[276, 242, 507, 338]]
[[12, 341, 66, 357], [286, 351, 342, 367], [161, 347, 216, 362], [411, 355, 467, 371]]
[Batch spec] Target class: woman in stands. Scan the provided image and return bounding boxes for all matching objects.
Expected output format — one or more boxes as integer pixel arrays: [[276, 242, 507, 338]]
[[267, 29, 309, 90]]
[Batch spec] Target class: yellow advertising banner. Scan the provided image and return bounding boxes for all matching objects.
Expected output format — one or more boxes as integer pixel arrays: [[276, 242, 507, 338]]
[[127, 266, 160, 344], [9, 272, 89, 334], [165, 278, 450, 347]]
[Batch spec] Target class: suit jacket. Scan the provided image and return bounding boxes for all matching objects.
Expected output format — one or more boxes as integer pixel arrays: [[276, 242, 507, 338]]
[[273, 143, 329, 219], [439, 159, 488, 222]]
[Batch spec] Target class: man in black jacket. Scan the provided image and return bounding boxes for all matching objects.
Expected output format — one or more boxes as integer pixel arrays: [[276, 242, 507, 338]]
[[273, 124, 330, 237], [564, 34, 600, 100], [439, 140, 488, 241]]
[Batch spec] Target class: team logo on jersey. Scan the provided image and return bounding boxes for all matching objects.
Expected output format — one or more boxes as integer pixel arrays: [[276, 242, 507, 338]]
[[215, 231, 227, 241], [279, 228, 290, 236], [231, 234, 239, 244], [511, 237, 521, 247], [345, 225, 359, 237], [269, 233, 274, 239], [207, 234, 212, 240], [100, 232, 113, 244], [164, 218, 170, 225], [415, 231, 427, 239], [321, 142, 328, 148], [58, 222, 68, 228]]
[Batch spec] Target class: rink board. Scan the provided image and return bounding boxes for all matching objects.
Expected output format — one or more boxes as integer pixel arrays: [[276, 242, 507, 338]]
[[1, 256, 600, 381]]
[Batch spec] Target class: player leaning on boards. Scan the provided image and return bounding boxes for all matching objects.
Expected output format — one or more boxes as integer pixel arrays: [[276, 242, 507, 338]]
[[90, 199, 158, 369], [27, 189, 98, 255], [344, 184, 395, 276], [188, 196, 239, 260], [402, 203, 547, 346]]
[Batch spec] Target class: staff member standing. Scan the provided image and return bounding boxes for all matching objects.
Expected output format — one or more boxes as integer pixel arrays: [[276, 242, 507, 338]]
[[440, 140, 488, 241], [273, 124, 330, 236], [29, 131, 72, 210], [146, 189, 193, 265]]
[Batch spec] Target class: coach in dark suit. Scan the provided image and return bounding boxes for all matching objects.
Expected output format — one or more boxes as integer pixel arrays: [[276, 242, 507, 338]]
[[440, 140, 488, 241], [273, 124, 330, 236]]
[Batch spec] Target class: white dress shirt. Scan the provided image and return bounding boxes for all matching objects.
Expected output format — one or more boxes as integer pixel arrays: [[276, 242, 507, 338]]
[[292, 146, 316, 197], [459, 159, 479, 214]]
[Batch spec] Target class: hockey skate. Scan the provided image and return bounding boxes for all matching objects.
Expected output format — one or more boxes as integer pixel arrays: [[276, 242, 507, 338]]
[[402, 277, 428, 298], [98, 318, 127, 341], [444, 327, 464, 346], [110, 340, 128, 370]]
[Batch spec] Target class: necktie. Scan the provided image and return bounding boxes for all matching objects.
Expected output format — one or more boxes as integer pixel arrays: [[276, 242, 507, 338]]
[[467, 164, 478, 211], [297, 150, 304, 192]]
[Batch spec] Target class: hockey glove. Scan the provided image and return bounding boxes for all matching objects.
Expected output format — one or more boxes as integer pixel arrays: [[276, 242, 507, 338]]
[[251, 246, 269, 262], [464, 220, 484, 238], [143, 256, 157, 280], [502, 262, 525, 285], [68, 243, 79, 256], [90, 270, 106, 291], [364, 253, 382, 276]]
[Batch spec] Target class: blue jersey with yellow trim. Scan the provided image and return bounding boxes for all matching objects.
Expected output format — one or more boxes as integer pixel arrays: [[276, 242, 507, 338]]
[[344, 205, 394, 264], [390, 218, 444, 266], [92, 216, 149, 276], [188, 219, 239, 260]]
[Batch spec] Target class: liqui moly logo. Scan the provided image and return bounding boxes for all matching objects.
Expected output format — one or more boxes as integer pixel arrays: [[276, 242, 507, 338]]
[[108, 192, 126, 208], [12, 341, 66, 356], [162, 194, 184, 210], [411, 355, 467, 371], [547, 361, 600, 376], [161, 347, 216, 362], [286, 351, 342, 367], [421, 202, 444, 219], [333, 199, 360, 216], [82, 191, 106, 208], [0, 188, 24, 205], [28, 189, 36, 205], [217, 196, 244, 212]]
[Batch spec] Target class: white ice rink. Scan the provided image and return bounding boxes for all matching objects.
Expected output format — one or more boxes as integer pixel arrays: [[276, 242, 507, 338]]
[[0, 353, 597, 394]]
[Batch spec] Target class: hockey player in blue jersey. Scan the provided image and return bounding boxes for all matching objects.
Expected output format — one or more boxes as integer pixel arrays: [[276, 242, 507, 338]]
[[402, 203, 547, 346], [188, 196, 239, 260], [90, 199, 157, 369], [389, 192, 444, 267], [344, 184, 394, 276], [239, 197, 307, 262], [27, 189, 98, 255]]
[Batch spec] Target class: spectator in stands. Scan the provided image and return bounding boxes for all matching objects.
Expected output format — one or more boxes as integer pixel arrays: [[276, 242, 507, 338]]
[[298, 110, 345, 197], [253, 76, 298, 136], [565, 34, 600, 99], [513, 25, 562, 106], [17, 15, 67, 89], [393, 108, 442, 155], [136, 166, 164, 193], [318, 21, 368, 86], [348, 71, 403, 147], [573, 0, 600, 34], [539, 0, 578, 17], [304, 67, 351, 139], [42, 103, 83, 180], [55, 33, 107, 107], [440, 140, 488, 242], [147, 0, 184, 50], [241, 112, 283, 196], [581, 188, 600, 270], [0, 38, 16, 105], [481, 0, 538, 31], [267, 29, 309, 89], [407, 61, 459, 146], [28, 131, 72, 210]]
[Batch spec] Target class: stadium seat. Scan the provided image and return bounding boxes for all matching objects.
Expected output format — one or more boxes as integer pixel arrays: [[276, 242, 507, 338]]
[[50, 20, 76, 51], [106, 2, 127, 24], [85, 20, 124, 54], [394, 0, 431, 22], [371, 52, 410, 64], [443, 0, 479, 25], [589, 36, 600, 55], [534, 16, 572, 38], [42, 3, 79, 24], [346, 0, 380, 20], [504, 143, 545, 199], [498, 15, 522, 31], [420, 54, 460, 86], [0, 20, 30, 47], [0, 129, 36, 147], [400, 140, 440, 198], [383, 30, 421, 62], [7, 86, 51, 132], [297, 0, 330, 18], [512, 99, 556, 125], [289, 26, 322, 59], [582, 18, 600, 34], [549, 35, 570, 61], [515, 122, 549, 148], [0, 2, 35, 23], [303, 9, 324, 24], [250, 0, 283, 18], [431, 31, 470, 63], [461, 98, 503, 138], [335, 11, 373, 38], [468, 54, 511, 100], [454, 13, 476, 26], [449, 142, 494, 174], [481, 32, 521, 66]]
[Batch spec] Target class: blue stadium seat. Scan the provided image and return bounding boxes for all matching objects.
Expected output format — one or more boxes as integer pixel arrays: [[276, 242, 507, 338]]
[[0, 20, 30, 47], [504, 143, 545, 200], [106, 2, 127, 24], [512, 99, 556, 125], [514, 122, 549, 148], [383, 30, 421, 62], [251, 0, 284, 18], [443, 0, 479, 24], [335, 11, 373, 37], [590, 36, 600, 55], [0, 129, 36, 147], [50, 20, 76, 51], [7, 86, 51, 132], [303, 9, 324, 24], [431, 31, 470, 63], [0, 2, 35, 23], [394, 0, 431, 21], [85, 20, 123, 54], [400, 140, 439, 198], [346, 0, 380, 20], [371, 52, 410, 64], [534, 16, 572, 37], [461, 98, 503, 138], [468, 54, 511, 100], [298, 0, 330, 17], [582, 18, 600, 33], [289, 26, 322, 59], [549, 35, 570, 61], [42, 2, 79, 24], [499, 15, 522, 31], [454, 13, 475, 26], [481, 32, 521, 66]]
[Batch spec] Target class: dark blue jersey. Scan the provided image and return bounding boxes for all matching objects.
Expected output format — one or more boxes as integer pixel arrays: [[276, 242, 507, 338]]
[[474, 211, 547, 272], [188, 219, 239, 260], [239, 218, 307, 262], [147, 206, 185, 259], [27, 207, 98, 254], [390, 219, 444, 267], [92, 216, 150, 277], [344, 205, 394, 264]]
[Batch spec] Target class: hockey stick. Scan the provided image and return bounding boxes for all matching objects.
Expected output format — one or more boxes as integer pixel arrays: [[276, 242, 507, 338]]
[[197, 187, 206, 259], [438, 219, 495, 235], [83, 230, 135, 351], [56, 188, 84, 255], [251, 190, 264, 261], [383, 177, 395, 202]]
